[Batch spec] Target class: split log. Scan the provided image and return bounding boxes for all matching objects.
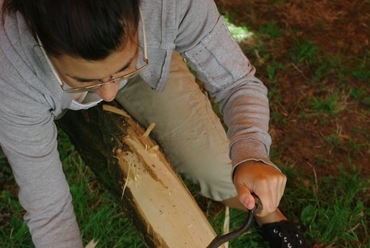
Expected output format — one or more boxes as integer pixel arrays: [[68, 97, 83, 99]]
[[56, 101, 225, 248]]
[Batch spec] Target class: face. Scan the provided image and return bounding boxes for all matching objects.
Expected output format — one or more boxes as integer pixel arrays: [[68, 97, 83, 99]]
[[49, 35, 139, 102]]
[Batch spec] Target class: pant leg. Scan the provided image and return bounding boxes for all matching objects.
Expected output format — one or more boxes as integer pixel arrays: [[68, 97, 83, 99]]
[[115, 52, 237, 201]]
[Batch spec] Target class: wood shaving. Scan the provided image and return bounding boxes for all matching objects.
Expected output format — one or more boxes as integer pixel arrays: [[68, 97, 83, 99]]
[[223, 206, 230, 248], [85, 239, 98, 248]]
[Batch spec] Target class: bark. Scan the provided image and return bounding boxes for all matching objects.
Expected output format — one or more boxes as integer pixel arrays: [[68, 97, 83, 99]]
[[56, 101, 224, 248]]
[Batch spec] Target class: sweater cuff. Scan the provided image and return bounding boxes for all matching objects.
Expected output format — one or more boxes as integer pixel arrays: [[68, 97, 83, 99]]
[[230, 138, 280, 179]]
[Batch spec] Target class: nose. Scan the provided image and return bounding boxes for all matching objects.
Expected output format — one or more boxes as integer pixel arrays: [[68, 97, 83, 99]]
[[93, 82, 119, 102]]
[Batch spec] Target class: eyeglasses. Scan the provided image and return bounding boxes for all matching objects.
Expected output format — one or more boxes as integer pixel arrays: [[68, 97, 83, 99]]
[[60, 10, 148, 93]]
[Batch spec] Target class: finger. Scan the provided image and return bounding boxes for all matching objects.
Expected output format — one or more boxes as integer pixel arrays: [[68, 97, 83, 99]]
[[275, 175, 287, 207], [234, 184, 255, 210], [254, 182, 275, 216], [255, 194, 274, 216], [262, 173, 286, 210]]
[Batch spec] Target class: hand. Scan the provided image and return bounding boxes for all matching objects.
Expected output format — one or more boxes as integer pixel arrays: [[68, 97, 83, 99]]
[[233, 161, 287, 217]]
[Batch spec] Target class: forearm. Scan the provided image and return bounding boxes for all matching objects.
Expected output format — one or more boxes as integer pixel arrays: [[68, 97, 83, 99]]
[[1, 115, 83, 248], [220, 74, 280, 172], [5, 145, 83, 248]]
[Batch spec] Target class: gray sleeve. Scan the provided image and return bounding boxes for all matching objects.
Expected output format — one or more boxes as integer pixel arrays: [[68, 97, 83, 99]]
[[0, 9, 83, 247], [176, 0, 279, 172], [0, 87, 83, 247]]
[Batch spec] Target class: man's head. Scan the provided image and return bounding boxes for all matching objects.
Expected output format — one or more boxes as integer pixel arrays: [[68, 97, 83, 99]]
[[3, 0, 143, 101], [3, 0, 140, 60]]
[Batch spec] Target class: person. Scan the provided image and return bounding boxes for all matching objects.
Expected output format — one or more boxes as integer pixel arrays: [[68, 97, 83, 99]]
[[0, 0, 311, 247]]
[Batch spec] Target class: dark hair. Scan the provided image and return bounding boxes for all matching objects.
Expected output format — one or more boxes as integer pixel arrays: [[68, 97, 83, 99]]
[[2, 0, 140, 60]]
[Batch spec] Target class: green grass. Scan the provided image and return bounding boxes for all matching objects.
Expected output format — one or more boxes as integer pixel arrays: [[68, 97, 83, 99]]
[[281, 164, 370, 247], [225, 17, 253, 42], [308, 91, 347, 117], [258, 21, 282, 38], [289, 40, 321, 64]]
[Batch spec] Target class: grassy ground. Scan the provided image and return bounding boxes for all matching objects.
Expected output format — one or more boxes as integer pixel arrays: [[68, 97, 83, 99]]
[[1, 1, 369, 247]]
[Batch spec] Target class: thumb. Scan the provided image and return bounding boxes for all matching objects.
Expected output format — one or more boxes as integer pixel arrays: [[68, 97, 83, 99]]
[[236, 185, 255, 210]]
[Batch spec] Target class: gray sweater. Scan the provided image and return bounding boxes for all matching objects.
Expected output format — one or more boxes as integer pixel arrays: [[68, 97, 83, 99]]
[[0, 0, 277, 247]]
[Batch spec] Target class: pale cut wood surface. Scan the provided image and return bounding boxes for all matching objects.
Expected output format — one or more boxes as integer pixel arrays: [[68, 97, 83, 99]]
[[104, 104, 223, 248]]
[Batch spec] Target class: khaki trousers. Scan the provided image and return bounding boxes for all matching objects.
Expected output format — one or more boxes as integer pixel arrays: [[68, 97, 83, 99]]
[[115, 52, 237, 201]]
